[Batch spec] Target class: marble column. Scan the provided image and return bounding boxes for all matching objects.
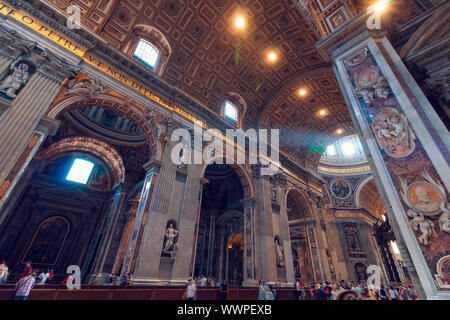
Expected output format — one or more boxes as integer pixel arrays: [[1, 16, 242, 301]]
[[90, 182, 132, 282], [171, 164, 203, 283], [241, 197, 257, 286], [317, 14, 449, 299], [275, 179, 295, 285], [217, 226, 226, 281], [0, 40, 78, 191], [121, 160, 160, 277], [0, 116, 59, 220], [253, 165, 278, 283], [112, 202, 138, 275], [132, 137, 178, 283]]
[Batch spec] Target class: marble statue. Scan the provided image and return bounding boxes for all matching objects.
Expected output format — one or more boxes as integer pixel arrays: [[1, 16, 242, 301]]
[[65, 79, 110, 98], [163, 223, 179, 258], [439, 203, 450, 234], [407, 209, 436, 246], [0, 61, 29, 98], [274, 238, 285, 268], [374, 76, 389, 99], [146, 109, 168, 140], [388, 113, 410, 148]]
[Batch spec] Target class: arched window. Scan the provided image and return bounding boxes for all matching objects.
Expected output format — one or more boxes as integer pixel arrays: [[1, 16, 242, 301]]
[[122, 25, 172, 76], [133, 39, 160, 69], [66, 158, 95, 185], [224, 101, 238, 123]]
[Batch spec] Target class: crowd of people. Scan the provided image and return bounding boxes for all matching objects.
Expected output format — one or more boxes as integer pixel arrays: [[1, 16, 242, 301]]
[[288, 280, 418, 301], [3, 261, 419, 301]]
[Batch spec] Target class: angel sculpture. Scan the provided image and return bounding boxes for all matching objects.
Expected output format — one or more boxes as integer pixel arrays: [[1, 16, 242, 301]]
[[407, 209, 436, 246], [147, 110, 168, 140], [65, 79, 109, 98], [439, 202, 450, 234], [388, 113, 410, 148], [373, 76, 389, 99]]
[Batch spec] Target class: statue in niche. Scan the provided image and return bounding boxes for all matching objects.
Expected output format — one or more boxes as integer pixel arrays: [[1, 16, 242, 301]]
[[0, 61, 29, 98], [274, 238, 285, 268], [162, 223, 179, 258]]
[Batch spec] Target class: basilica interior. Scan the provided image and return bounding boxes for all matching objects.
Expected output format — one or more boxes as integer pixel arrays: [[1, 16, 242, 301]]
[[0, 0, 448, 300]]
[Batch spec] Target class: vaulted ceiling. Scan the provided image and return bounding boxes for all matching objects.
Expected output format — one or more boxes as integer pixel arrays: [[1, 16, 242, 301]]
[[42, 0, 431, 171]]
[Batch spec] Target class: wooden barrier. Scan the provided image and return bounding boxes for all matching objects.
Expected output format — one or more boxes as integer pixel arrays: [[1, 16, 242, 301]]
[[0, 286, 302, 300]]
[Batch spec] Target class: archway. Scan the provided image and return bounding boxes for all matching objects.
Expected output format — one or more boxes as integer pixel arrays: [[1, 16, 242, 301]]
[[0, 138, 123, 281], [286, 188, 314, 282], [194, 163, 246, 286]]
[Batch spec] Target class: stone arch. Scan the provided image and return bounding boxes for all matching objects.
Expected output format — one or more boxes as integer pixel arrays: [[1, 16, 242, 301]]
[[122, 24, 173, 76], [356, 176, 386, 218], [41, 136, 126, 185], [46, 92, 162, 161], [354, 175, 374, 208], [201, 159, 254, 198], [285, 188, 312, 221]]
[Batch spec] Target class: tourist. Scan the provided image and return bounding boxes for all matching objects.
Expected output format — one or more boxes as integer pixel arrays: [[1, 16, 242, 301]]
[[258, 280, 268, 300], [379, 285, 388, 300], [408, 286, 417, 300], [47, 269, 54, 283], [63, 273, 74, 289], [275, 280, 281, 288], [388, 286, 398, 300], [13, 273, 35, 300], [37, 270, 49, 284], [0, 261, 8, 284], [20, 261, 32, 280], [295, 279, 302, 300], [200, 274, 207, 287], [265, 286, 274, 300], [324, 282, 332, 300], [120, 273, 128, 286], [220, 280, 228, 300], [331, 284, 338, 300], [182, 278, 197, 300]]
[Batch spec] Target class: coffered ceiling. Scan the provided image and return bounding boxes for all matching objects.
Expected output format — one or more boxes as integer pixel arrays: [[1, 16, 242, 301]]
[[41, 0, 429, 171]]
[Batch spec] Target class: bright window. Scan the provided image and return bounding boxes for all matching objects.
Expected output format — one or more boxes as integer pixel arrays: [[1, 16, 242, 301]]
[[134, 39, 159, 69], [390, 241, 400, 254], [66, 159, 94, 184], [326, 145, 337, 156], [342, 141, 356, 156], [224, 101, 238, 123]]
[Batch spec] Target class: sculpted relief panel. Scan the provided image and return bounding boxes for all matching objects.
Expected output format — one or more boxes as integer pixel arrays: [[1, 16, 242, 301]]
[[344, 47, 450, 289]]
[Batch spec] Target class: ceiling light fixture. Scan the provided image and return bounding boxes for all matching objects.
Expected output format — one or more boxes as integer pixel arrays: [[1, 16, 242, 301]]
[[268, 52, 277, 62], [235, 16, 246, 29], [373, 0, 388, 13], [299, 88, 307, 96], [336, 128, 344, 135]]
